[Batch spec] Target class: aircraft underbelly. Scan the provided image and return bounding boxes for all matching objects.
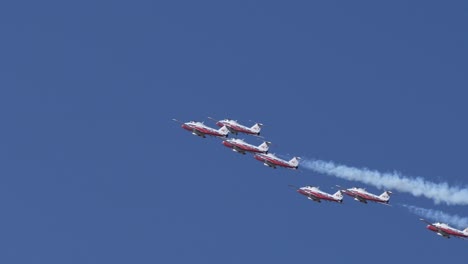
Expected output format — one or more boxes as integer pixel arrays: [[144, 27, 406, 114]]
[[355, 196, 367, 203]]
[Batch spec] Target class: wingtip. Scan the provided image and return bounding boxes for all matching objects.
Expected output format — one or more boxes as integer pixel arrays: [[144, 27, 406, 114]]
[[419, 218, 431, 224]]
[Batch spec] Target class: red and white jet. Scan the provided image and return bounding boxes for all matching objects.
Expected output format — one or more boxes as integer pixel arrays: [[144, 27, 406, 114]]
[[420, 218, 468, 239], [254, 153, 300, 169], [292, 185, 343, 203], [173, 119, 229, 138], [209, 117, 263, 136], [339, 186, 392, 205], [222, 138, 271, 155]]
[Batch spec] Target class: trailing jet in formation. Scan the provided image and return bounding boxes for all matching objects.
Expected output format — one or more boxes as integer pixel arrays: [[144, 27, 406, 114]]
[[209, 117, 263, 136], [420, 219, 468, 239], [254, 153, 300, 169], [173, 119, 229, 138], [291, 185, 343, 203], [222, 138, 271, 155], [339, 186, 392, 205]]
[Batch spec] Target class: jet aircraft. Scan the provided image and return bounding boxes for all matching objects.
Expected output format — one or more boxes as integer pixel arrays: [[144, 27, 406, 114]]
[[209, 117, 263, 136], [339, 186, 392, 205], [420, 219, 468, 239], [173, 119, 229, 138], [292, 185, 343, 203], [254, 153, 300, 169], [222, 138, 271, 155]]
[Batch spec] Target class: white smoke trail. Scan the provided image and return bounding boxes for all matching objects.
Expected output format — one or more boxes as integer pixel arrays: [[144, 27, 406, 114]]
[[302, 159, 468, 205], [402, 204, 468, 228]]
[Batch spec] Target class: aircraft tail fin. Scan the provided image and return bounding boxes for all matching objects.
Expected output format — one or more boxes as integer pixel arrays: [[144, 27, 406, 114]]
[[250, 123, 263, 134], [258, 141, 271, 152], [218, 125, 230, 136], [379, 191, 392, 201], [333, 190, 343, 202], [289, 157, 301, 168]]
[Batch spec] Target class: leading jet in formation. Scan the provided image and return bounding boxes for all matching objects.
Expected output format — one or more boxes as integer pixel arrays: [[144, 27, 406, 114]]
[[292, 185, 343, 203], [222, 138, 271, 155], [209, 117, 263, 136], [420, 219, 468, 239], [173, 119, 229, 138], [254, 153, 300, 169], [339, 186, 392, 205]]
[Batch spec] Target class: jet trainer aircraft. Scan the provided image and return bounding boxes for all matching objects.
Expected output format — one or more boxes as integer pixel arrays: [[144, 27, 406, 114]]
[[209, 117, 263, 136], [292, 185, 343, 203], [339, 186, 392, 205], [420, 219, 468, 239], [222, 138, 271, 155], [173, 119, 229, 138], [254, 153, 300, 169]]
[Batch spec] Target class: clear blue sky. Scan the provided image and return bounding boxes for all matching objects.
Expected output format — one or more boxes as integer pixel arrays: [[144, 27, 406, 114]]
[[1, 1, 467, 263]]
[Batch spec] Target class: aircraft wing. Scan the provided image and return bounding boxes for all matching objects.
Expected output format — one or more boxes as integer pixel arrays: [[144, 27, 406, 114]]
[[265, 160, 276, 168], [376, 201, 392, 207], [354, 195, 367, 203], [438, 230, 451, 238], [419, 218, 433, 225], [226, 127, 237, 134], [259, 158, 276, 168], [233, 146, 246, 154], [207, 117, 218, 122], [308, 194, 321, 202], [191, 129, 204, 137]]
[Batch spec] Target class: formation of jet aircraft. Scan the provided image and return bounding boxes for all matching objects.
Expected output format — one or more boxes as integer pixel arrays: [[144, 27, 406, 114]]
[[291, 185, 394, 205], [174, 117, 467, 240], [174, 117, 300, 170]]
